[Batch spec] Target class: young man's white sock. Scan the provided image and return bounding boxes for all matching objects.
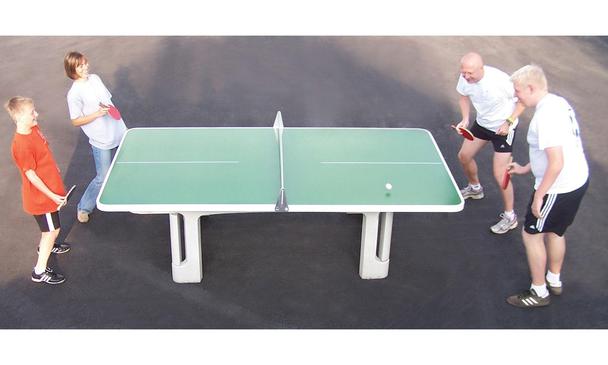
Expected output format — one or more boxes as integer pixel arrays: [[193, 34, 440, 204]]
[[546, 270, 562, 287], [34, 267, 45, 275], [531, 283, 549, 298], [504, 210, 515, 219], [470, 183, 481, 190]]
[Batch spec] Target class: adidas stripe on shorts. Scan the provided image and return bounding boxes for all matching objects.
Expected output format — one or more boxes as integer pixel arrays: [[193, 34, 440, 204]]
[[524, 179, 589, 237], [34, 211, 61, 232]]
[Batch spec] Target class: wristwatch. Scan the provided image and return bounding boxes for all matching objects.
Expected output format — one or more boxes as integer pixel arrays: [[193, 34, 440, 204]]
[[506, 116, 515, 125]]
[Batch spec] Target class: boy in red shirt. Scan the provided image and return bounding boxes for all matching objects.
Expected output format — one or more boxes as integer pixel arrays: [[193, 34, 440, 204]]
[[5, 96, 71, 285]]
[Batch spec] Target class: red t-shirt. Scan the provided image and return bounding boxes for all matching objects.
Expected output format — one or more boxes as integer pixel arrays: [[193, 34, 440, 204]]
[[11, 125, 66, 215]]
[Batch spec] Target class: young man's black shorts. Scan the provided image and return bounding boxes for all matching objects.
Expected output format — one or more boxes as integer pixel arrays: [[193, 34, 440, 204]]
[[470, 120, 516, 153], [524, 179, 589, 237], [34, 211, 61, 232]]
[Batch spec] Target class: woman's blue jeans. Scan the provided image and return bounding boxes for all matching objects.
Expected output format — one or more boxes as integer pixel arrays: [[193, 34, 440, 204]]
[[77, 145, 115, 214]]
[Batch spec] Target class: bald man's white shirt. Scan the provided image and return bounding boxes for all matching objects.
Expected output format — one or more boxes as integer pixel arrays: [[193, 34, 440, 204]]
[[456, 65, 518, 132]]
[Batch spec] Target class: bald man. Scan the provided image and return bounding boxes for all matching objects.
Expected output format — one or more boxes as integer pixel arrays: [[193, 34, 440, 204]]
[[456, 52, 525, 234]]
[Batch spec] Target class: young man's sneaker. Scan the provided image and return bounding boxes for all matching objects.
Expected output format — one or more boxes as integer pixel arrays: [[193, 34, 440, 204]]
[[506, 289, 550, 308], [31, 267, 66, 285], [490, 213, 518, 234], [77, 210, 89, 223], [460, 184, 484, 200], [546, 281, 563, 296], [37, 242, 71, 254]]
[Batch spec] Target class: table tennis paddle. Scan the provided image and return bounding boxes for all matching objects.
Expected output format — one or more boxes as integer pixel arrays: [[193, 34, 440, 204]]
[[58, 185, 76, 210], [501, 157, 513, 190], [451, 124, 474, 141], [99, 102, 122, 120]]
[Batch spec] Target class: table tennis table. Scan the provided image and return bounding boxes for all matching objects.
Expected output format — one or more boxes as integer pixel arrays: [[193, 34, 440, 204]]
[[97, 112, 463, 283]]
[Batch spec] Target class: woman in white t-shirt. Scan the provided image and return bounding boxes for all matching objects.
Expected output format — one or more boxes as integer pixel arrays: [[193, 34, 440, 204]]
[[64, 51, 127, 223]]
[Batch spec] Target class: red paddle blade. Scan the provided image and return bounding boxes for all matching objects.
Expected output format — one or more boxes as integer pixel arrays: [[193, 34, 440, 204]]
[[458, 127, 474, 141], [108, 105, 121, 120], [501, 170, 511, 190]]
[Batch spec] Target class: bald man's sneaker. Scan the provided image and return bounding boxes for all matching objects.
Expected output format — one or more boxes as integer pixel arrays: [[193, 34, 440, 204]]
[[490, 213, 518, 234], [460, 185, 484, 200]]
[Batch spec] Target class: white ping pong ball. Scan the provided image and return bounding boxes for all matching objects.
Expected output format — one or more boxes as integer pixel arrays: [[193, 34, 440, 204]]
[[385, 183, 393, 190]]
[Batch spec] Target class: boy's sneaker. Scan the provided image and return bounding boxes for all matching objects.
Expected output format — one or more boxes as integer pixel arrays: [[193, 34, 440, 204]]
[[31, 267, 66, 285], [37, 242, 71, 255], [460, 184, 484, 200], [490, 213, 518, 234], [506, 289, 550, 308], [546, 281, 563, 296]]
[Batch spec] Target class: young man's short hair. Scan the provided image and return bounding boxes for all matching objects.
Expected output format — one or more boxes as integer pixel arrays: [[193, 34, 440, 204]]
[[510, 64, 548, 91], [64, 51, 88, 80], [4, 96, 34, 122]]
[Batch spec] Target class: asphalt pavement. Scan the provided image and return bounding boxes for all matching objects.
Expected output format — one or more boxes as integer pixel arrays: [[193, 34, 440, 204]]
[[1, 36, 607, 328]]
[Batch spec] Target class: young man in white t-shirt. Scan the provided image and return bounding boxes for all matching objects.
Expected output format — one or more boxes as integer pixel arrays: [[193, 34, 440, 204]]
[[455, 52, 526, 234], [506, 65, 589, 308]]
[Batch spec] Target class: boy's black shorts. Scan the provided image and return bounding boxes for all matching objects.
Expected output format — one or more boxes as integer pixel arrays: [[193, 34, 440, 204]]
[[524, 179, 589, 237], [34, 211, 61, 232], [470, 120, 516, 153]]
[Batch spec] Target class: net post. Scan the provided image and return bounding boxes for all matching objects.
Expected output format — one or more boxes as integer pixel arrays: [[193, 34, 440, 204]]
[[275, 188, 289, 212], [273, 111, 289, 212]]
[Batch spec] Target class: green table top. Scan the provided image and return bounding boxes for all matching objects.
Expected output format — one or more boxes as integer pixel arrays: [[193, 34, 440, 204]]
[[97, 127, 463, 213]]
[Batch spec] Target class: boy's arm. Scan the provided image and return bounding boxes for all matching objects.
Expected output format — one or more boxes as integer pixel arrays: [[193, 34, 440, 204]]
[[24, 170, 65, 205]]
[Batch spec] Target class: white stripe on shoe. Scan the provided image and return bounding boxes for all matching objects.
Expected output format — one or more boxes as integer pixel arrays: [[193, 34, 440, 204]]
[[523, 297, 538, 306]]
